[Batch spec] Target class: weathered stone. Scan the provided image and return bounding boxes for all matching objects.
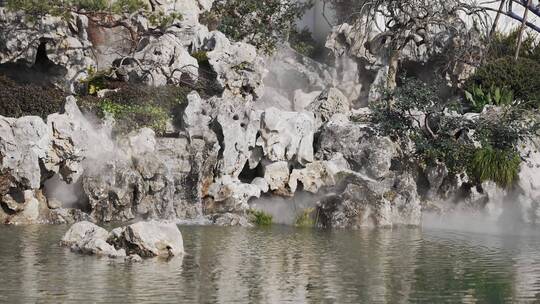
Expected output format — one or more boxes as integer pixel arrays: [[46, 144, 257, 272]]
[[211, 212, 252, 227], [0, 115, 50, 190], [207, 175, 261, 213], [207, 41, 266, 99], [307, 88, 350, 123], [116, 33, 199, 86], [257, 107, 316, 165], [288, 155, 350, 194], [119, 221, 184, 257], [316, 117, 398, 179], [264, 161, 290, 194], [318, 171, 421, 228]]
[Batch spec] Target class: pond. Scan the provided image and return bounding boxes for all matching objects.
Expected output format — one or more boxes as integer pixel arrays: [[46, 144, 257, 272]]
[[1, 223, 539, 303]]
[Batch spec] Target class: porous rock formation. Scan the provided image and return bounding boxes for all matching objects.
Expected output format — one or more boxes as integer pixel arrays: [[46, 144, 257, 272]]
[[2, 0, 535, 230], [61, 220, 184, 259]]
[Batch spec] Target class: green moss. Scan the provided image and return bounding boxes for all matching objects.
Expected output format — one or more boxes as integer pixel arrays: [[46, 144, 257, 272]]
[[98, 99, 170, 135], [191, 51, 209, 64], [469, 146, 521, 188], [295, 208, 316, 228], [248, 210, 273, 226]]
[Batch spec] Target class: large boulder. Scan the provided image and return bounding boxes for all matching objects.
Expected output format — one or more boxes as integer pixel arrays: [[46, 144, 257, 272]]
[[206, 175, 261, 213], [61, 221, 125, 257], [207, 40, 266, 99], [307, 88, 350, 123], [61, 221, 183, 258], [0, 115, 50, 190], [117, 221, 184, 257]]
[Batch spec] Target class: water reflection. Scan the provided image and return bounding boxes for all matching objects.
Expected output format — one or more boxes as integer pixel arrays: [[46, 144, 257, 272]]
[[1, 225, 540, 303]]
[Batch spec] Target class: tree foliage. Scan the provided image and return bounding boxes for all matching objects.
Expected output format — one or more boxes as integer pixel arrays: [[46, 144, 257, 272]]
[[210, 0, 312, 54], [6, 0, 148, 18]]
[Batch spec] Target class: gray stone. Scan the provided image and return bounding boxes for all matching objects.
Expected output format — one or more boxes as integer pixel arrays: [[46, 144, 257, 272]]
[[120, 221, 184, 257], [316, 117, 398, 179], [307, 88, 350, 123]]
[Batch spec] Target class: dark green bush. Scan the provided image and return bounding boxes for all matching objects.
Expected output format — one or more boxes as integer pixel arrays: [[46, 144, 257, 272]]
[[0, 75, 65, 118], [372, 76, 537, 187], [289, 28, 319, 58], [466, 57, 540, 107]]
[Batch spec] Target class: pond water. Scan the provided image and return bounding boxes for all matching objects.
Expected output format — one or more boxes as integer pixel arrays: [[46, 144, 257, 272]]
[[1, 223, 540, 303]]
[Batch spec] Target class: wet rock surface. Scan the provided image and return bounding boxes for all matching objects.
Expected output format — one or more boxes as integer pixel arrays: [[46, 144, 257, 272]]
[[61, 220, 183, 259]]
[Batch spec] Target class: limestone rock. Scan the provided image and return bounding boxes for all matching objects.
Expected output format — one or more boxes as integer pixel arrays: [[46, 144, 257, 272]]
[[316, 117, 398, 179], [211, 212, 252, 227], [0, 115, 50, 190], [116, 33, 199, 86], [0, 11, 95, 92], [207, 176, 261, 213], [119, 221, 184, 257], [318, 171, 421, 228], [257, 107, 316, 165], [208, 41, 266, 99], [264, 161, 290, 194], [307, 88, 350, 123], [61, 221, 125, 257], [288, 155, 350, 194]]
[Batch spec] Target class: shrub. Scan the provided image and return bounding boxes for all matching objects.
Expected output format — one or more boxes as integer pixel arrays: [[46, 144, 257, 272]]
[[248, 210, 273, 226], [289, 28, 319, 58], [469, 146, 521, 188], [6, 0, 148, 19], [79, 83, 192, 135], [466, 57, 540, 107], [0, 75, 65, 118], [464, 85, 514, 113]]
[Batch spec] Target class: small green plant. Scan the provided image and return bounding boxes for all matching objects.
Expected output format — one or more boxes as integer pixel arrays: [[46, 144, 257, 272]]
[[464, 85, 514, 113], [191, 51, 209, 64], [469, 146, 521, 188], [84, 67, 109, 96], [466, 57, 540, 107], [148, 11, 182, 28], [248, 210, 273, 226], [294, 208, 316, 228], [98, 99, 170, 135]]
